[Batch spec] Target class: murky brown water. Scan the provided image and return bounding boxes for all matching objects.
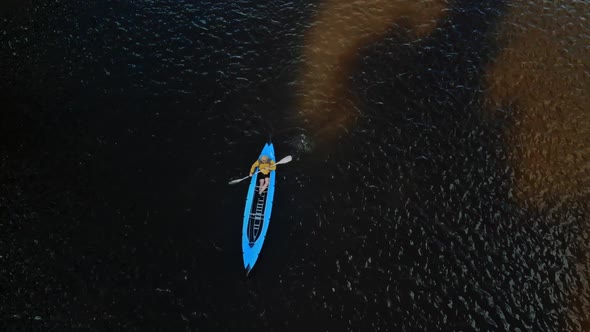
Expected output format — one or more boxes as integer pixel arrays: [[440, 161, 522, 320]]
[[485, 0, 590, 207], [485, 2, 590, 326], [298, 0, 447, 138]]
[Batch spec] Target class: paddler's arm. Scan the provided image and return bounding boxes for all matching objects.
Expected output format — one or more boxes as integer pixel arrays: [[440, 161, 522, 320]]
[[249, 161, 259, 176], [269, 160, 276, 171]]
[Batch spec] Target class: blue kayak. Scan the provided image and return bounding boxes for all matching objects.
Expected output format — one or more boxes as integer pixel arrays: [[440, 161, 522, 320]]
[[242, 143, 276, 275]]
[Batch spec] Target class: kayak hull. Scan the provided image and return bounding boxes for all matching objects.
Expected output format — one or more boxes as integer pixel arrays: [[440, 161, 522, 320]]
[[242, 143, 276, 275]]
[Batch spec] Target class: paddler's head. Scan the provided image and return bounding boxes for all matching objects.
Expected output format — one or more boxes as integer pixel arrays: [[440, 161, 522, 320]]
[[260, 155, 270, 163]]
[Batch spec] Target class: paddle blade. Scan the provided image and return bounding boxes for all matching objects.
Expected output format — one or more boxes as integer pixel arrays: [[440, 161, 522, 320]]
[[228, 175, 249, 185], [276, 155, 292, 165]]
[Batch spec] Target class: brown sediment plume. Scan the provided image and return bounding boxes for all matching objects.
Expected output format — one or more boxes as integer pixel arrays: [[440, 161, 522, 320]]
[[485, 3, 589, 328], [484, 0, 590, 211], [298, 0, 447, 140]]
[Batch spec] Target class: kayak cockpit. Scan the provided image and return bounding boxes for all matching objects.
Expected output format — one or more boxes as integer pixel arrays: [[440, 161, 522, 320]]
[[247, 188, 267, 246]]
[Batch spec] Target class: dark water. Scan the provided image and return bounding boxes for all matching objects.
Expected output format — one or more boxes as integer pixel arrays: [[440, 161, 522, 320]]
[[1, 0, 589, 331]]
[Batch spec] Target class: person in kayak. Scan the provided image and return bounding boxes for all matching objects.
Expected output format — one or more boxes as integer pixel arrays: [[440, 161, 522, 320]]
[[250, 155, 276, 194]]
